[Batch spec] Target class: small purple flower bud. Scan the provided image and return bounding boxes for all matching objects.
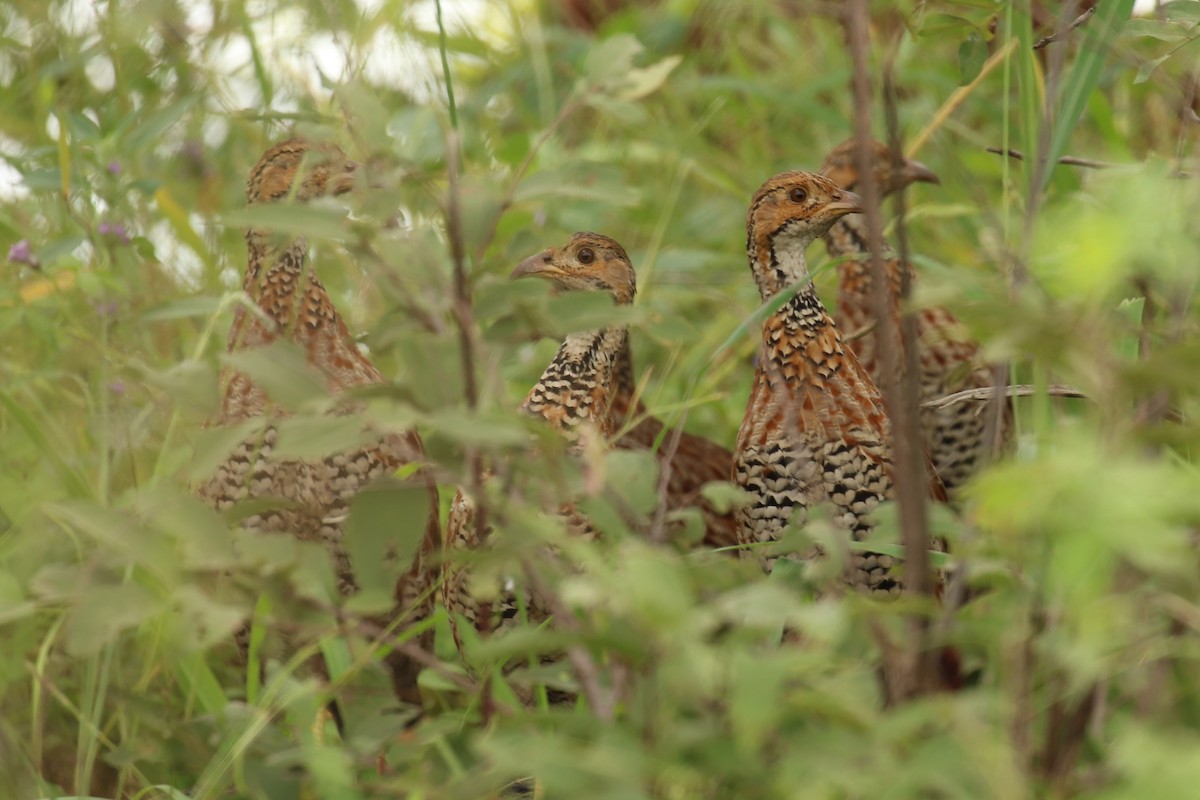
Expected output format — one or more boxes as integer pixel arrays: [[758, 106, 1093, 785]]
[[98, 221, 130, 245], [91, 299, 119, 318], [7, 239, 38, 266], [107, 160, 121, 175], [108, 380, 126, 396]]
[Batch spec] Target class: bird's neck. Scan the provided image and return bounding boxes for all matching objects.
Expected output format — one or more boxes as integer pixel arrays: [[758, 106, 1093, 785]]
[[772, 284, 838, 338], [608, 337, 643, 431], [228, 231, 350, 357], [522, 326, 629, 439], [749, 230, 817, 301]]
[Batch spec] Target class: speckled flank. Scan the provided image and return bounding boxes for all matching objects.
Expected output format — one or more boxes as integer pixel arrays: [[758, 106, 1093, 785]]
[[734, 170, 945, 597], [819, 139, 1002, 494], [442, 233, 633, 663], [193, 138, 440, 706]]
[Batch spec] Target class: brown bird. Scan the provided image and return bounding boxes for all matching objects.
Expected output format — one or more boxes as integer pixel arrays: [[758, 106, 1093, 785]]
[[442, 232, 635, 671], [610, 343, 739, 550], [195, 138, 441, 709], [733, 170, 947, 596], [820, 139, 999, 494]]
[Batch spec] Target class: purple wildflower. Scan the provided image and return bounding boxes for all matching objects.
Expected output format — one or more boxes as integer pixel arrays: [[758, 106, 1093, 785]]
[[91, 299, 119, 318], [108, 380, 126, 396], [98, 221, 131, 245], [107, 160, 121, 175], [7, 239, 38, 267]]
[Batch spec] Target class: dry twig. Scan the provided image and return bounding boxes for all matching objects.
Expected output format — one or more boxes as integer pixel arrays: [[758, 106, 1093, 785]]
[[520, 558, 619, 722], [1033, 5, 1097, 50], [844, 0, 936, 701], [923, 383, 1089, 410], [986, 146, 1117, 170]]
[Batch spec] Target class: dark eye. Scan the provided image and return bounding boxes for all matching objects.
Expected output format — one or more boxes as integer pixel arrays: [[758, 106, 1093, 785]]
[[789, 187, 807, 203], [577, 247, 595, 265]]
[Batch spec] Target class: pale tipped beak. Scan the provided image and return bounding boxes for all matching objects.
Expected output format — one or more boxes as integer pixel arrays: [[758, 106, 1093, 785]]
[[510, 248, 562, 281], [826, 190, 864, 217], [901, 158, 940, 186]]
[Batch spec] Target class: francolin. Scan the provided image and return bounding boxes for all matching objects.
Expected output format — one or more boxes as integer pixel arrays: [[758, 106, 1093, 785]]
[[734, 170, 947, 596], [611, 343, 739, 550], [820, 139, 999, 494], [442, 232, 635, 678], [195, 138, 441, 709]]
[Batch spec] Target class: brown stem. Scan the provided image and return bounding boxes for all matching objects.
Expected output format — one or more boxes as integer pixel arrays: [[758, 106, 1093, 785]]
[[1032, 4, 1096, 50], [647, 391, 692, 545], [356, 240, 446, 335], [923, 383, 1089, 409], [844, 0, 935, 701], [444, 129, 493, 719], [520, 558, 617, 722], [986, 146, 1117, 170]]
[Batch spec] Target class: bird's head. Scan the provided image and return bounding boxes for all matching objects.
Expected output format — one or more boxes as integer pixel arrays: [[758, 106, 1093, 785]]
[[511, 232, 637, 305], [246, 138, 359, 205], [746, 171, 863, 291], [819, 138, 939, 195]]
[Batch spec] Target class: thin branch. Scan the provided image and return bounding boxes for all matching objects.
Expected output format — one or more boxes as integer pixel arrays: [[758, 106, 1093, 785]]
[[519, 558, 618, 722], [923, 383, 1089, 410], [356, 241, 446, 335], [353, 617, 516, 714], [1033, 5, 1097, 50], [470, 91, 593, 267], [434, 0, 459, 130], [647, 388, 693, 545], [845, 0, 935, 701], [986, 146, 1117, 170]]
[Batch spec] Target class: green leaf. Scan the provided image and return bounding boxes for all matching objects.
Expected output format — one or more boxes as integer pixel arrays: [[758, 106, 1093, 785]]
[[957, 32, 988, 84], [387, 106, 446, 165], [169, 584, 245, 650], [344, 478, 434, 598], [613, 55, 682, 102], [183, 419, 263, 484], [1123, 19, 1189, 41], [584, 34, 644, 84], [1163, 0, 1200, 22], [220, 200, 352, 241], [221, 340, 330, 410], [64, 583, 163, 655], [134, 486, 238, 571], [125, 97, 196, 153], [423, 408, 529, 447], [270, 414, 376, 461], [334, 81, 389, 146], [1042, 0, 1137, 192], [700, 481, 750, 514], [603, 449, 659, 515], [141, 296, 226, 321], [142, 358, 220, 416], [45, 501, 176, 577], [513, 165, 642, 206], [65, 110, 102, 142], [918, 13, 980, 38]]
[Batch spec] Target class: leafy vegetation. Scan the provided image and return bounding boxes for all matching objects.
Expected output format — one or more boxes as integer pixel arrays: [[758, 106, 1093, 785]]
[[1, 0, 1199, 796]]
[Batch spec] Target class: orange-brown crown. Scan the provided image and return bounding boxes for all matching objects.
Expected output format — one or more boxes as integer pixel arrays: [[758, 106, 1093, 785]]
[[245, 138, 359, 206], [511, 231, 637, 305], [819, 138, 939, 196]]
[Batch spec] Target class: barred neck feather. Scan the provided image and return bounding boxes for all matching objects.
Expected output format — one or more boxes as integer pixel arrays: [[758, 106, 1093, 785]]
[[521, 326, 629, 439]]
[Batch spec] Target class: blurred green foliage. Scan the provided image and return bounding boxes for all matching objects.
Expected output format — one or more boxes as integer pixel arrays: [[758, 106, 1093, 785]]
[[1, 0, 1199, 797]]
